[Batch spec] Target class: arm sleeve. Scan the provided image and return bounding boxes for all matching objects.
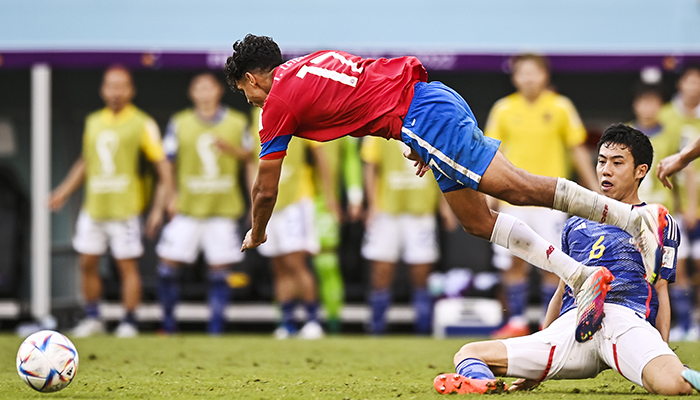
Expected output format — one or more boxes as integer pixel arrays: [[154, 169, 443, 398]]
[[659, 214, 680, 283], [140, 118, 166, 162], [259, 97, 298, 160], [162, 118, 178, 161]]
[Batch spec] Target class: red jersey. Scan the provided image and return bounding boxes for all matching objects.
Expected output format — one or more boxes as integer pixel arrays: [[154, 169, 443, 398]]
[[258, 50, 427, 160]]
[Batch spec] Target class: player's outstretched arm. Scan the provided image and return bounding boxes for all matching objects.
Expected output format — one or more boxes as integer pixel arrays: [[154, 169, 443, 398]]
[[48, 157, 86, 211], [242, 158, 283, 251], [658, 135, 700, 189], [655, 278, 671, 342]]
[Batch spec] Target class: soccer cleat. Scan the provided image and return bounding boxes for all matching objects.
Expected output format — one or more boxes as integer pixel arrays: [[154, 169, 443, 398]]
[[575, 267, 614, 343], [682, 369, 700, 391], [433, 373, 507, 394], [114, 321, 139, 338], [273, 326, 294, 340], [298, 321, 324, 340], [70, 317, 106, 338], [633, 204, 668, 284], [491, 321, 530, 340]]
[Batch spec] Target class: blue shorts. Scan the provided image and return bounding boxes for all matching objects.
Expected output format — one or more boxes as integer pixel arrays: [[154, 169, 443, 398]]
[[400, 81, 500, 193]]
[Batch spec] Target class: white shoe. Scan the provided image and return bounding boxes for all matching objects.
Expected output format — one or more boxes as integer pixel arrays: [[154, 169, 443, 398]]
[[274, 326, 293, 339], [298, 321, 324, 340], [114, 322, 138, 338], [70, 318, 106, 338], [632, 204, 668, 284]]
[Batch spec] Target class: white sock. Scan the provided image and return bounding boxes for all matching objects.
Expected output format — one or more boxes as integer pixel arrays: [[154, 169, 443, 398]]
[[491, 213, 582, 288], [553, 178, 636, 233]]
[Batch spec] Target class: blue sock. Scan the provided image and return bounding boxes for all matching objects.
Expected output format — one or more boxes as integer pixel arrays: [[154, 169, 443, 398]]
[[671, 286, 693, 331], [304, 301, 319, 323], [84, 302, 100, 319], [208, 269, 231, 335], [540, 283, 558, 308], [369, 289, 391, 334], [280, 301, 297, 333], [157, 262, 180, 333], [456, 358, 495, 380], [505, 282, 529, 319], [123, 311, 137, 326], [413, 287, 432, 334]]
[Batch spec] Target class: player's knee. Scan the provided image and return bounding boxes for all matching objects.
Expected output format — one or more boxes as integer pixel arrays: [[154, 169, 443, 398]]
[[453, 342, 485, 366]]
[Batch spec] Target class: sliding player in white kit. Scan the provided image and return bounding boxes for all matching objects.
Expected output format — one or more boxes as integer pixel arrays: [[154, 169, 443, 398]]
[[435, 124, 700, 395]]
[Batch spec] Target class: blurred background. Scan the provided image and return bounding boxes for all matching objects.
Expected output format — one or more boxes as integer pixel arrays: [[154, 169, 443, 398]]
[[0, 0, 699, 334]]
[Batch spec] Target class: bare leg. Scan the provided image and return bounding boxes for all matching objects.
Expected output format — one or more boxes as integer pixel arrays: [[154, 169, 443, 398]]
[[371, 261, 397, 290], [114, 258, 142, 312], [642, 354, 693, 395], [79, 254, 102, 303], [272, 252, 317, 303], [480, 151, 635, 233], [454, 341, 509, 377]]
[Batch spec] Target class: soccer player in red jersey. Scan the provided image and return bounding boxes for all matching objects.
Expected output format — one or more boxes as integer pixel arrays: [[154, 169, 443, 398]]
[[224, 35, 665, 337]]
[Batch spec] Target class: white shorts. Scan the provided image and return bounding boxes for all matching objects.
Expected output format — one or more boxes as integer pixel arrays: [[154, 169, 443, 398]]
[[257, 199, 319, 258], [72, 210, 143, 260], [501, 304, 676, 387], [492, 205, 568, 270], [675, 216, 700, 260], [156, 215, 244, 265], [361, 212, 439, 264]]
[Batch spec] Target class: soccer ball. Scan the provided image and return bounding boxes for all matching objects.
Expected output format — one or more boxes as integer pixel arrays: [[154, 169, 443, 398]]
[[16, 330, 79, 392]]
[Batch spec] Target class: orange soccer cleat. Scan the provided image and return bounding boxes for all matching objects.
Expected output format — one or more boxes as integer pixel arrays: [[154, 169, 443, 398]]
[[433, 373, 507, 395]]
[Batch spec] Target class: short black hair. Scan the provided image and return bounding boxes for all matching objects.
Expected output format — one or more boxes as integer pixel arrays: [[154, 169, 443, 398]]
[[679, 63, 700, 80], [223, 34, 283, 90], [632, 82, 665, 102], [597, 123, 654, 185]]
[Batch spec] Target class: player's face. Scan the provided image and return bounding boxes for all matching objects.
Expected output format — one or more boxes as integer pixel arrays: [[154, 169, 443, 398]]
[[597, 143, 646, 203], [189, 75, 223, 108], [512, 60, 549, 99], [235, 75, 267, 108], [633, 94, 662, 125], [100, 69, 135, 113], [678, 70, 700, 106]]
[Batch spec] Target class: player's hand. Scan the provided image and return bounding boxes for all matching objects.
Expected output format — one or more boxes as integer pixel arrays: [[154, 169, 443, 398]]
[[403, 147, 430, 177], [48, 189, 69, 212], [508, 378, 540, 392], [657, 153, 687, 189], [241, 229, 266, 252]]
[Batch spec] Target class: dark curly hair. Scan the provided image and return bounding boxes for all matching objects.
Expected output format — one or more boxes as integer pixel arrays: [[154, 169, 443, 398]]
[[223, 34, 283, 90], [598, 123, 653, 185]]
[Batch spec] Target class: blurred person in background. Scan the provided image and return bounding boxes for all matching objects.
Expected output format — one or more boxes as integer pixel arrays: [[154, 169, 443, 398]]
[[251, 108, 337, 339], [485, 54, 598, 340], [155, 72, 250, 335], [361, 136, 457, 335], [655, 65, 700, 341], [49, 66, 172, 338], [311, 137, 364, 334]]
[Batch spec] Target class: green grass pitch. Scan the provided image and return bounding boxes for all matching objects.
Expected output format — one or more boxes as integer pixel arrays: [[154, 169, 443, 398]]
[[2, 334, 700, 399]]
